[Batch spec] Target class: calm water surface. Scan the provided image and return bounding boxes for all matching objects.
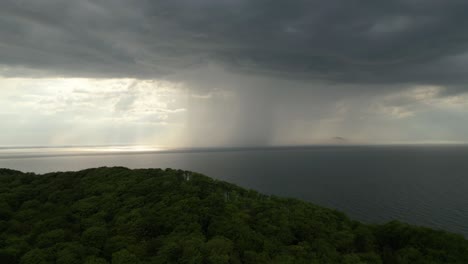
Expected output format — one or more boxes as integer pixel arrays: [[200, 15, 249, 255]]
[[1, 146, 468, 237]]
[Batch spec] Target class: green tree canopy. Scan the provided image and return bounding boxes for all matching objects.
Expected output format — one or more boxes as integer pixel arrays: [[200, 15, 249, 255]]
[[0, 167, 467, 263]]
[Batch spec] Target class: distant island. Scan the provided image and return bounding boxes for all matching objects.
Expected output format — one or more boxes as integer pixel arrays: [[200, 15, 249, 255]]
[[1, 167, 467, 263]]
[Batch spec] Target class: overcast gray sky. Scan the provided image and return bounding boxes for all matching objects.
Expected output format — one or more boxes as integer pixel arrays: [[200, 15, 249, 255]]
[[1, 0, 468, 147]]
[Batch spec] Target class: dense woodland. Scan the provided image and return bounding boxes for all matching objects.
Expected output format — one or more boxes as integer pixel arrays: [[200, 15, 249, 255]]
[[0, 167, 468, 264]]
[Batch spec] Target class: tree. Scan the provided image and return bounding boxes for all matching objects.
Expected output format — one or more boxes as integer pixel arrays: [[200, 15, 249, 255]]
[[35, 229, 65, 248], [112, 249, 139, 264], [84, 256, 109, 264], [81, 226, 108, 249], [20, 249, 48, 264], [204, 236, 234, 264]]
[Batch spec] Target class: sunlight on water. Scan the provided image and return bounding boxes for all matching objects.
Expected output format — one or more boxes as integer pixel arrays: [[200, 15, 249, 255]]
[[0, 145, 166, 159]]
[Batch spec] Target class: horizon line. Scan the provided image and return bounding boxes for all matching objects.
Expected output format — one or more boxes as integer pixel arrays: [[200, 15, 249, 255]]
[[1, 142, 468, 150], [1, 143, 468, 160]]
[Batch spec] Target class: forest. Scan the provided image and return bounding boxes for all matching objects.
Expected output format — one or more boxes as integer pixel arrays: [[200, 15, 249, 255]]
[[1, 167, 468, 264]]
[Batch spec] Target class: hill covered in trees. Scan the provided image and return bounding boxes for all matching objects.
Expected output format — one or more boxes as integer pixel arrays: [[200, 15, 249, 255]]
[[0, 167, 468, 264]]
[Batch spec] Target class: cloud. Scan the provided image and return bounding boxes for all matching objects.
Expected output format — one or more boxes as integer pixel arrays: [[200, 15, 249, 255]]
[[0, 77, 188, 145], [1, 0, 468, 89], [2, 1, 468, 146]]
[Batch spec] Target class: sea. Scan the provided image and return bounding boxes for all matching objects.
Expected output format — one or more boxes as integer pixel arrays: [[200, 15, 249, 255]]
[[1, 145, 467, 237]]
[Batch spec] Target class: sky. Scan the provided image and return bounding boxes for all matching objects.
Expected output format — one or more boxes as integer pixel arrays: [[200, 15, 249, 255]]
[[1, 0, 468, 148]]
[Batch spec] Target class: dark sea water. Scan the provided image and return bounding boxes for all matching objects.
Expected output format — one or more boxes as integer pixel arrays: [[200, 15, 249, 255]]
[[1, 145, 468, 237]]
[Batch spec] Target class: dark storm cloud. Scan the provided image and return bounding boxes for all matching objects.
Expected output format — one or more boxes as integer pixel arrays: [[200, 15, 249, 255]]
[[2, 0, 468, 87]]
